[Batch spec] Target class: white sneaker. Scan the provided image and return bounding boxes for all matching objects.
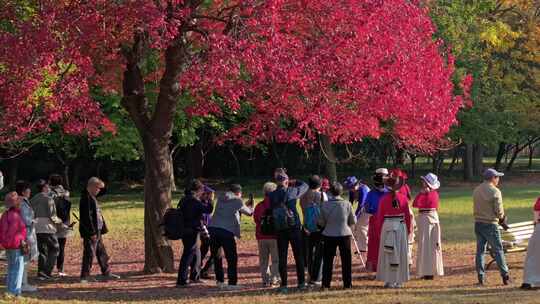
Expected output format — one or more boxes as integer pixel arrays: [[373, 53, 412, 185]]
[[216, 282, 227, 289], [58, 272, 68, 277], [21, 285, 38, 292]]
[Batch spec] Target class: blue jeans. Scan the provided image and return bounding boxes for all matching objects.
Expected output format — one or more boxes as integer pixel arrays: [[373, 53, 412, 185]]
[[6, 249, 25, 296], [475, 222, 509, 280]]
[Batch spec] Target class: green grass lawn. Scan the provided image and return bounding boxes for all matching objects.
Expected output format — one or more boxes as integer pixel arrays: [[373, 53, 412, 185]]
[[1, 182, 540, 304]]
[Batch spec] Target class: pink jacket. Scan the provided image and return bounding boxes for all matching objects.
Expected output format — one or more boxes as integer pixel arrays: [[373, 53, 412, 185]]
[[0, 207, 27, 249]]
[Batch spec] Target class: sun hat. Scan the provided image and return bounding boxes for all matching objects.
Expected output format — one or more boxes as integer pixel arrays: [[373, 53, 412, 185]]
[[420, 173, 440, 190], [375, 168, 389, 175]]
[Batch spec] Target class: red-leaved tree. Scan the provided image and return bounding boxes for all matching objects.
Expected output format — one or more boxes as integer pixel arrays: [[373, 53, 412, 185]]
[[0, 0, 470, 272]]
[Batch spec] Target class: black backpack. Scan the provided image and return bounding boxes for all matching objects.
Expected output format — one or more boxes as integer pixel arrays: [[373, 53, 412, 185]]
[[162, 208, 184, 240], [260, 204, 275, 235]]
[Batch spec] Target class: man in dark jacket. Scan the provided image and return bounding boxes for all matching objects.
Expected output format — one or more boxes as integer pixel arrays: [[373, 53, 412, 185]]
[[79, 177, 119, 283], [176, 179, 213, 287], [268, 171, 309, 292]]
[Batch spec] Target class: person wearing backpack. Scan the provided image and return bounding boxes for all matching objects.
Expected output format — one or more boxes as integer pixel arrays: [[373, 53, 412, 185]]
[[176, 179, 213, 287], [0, 192, 28, 298], [30, 179, 61, 280], [253, 182, 279, 287], [268, 171, 309, 293], [16, 181, 39, 293], [318, 182, 356, 289], [208, 184, 254, 289], [49, 174, 73, 277], [300, 175, 328, 286]]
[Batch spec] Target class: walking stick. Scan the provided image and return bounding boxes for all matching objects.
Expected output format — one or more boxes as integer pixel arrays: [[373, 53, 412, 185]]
[[351, 233, 366, 268]]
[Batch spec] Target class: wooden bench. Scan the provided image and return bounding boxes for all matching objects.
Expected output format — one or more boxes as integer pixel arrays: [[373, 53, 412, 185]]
[[486, 221, 535, 269]]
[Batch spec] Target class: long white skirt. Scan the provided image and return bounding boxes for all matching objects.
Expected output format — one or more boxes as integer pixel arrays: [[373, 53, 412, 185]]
[[376, 218, 409, 284], [354, 212, 370, 252], [523, 224, 540, 286], [416, 211, 444, 277]]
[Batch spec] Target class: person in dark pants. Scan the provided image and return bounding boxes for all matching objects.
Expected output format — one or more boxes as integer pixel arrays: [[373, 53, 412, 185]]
[[208, 184, 253, 289], [300, 175, 328, 285], [30, 180, 61, 280], [268, 169, 309, 293], [79, 177, 120, 283], [49, 174, 73, 277], [319, 182, 356, 289], [199, 185, 215, 279], [176, 179, 213, 287]]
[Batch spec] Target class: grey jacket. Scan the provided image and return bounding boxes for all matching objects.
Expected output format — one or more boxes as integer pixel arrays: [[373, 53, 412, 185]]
[[21, 198, 38, 261], [30, 192, 61, 234], [318, 196, 357, 237], [209, 192, 253, 238]]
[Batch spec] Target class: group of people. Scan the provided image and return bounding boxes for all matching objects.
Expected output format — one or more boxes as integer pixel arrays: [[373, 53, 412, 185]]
[[3, 166, 540, 298], [0, 175, 119, 298], [175, 167, 446, 292]]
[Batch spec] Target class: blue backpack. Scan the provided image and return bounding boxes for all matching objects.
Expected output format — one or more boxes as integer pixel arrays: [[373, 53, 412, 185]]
[[304, 203, 321, 233]]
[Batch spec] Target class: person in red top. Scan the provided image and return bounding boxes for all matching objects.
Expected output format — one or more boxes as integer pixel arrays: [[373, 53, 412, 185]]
[[253, 182, 279, 287], [0, 192, 28, 297], [521, 197, 540, 289], [413, 173, 444, 280], [374, 177, 412, 288]]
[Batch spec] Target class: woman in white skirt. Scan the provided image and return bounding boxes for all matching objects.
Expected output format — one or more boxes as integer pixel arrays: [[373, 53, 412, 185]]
[[521, 197, 540, 289], [413, 173, 444, 280], [374, 176, 412, 288]]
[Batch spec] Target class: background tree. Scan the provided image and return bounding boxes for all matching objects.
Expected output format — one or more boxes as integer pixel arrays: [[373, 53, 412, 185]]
[[1, 0, 468, 272]]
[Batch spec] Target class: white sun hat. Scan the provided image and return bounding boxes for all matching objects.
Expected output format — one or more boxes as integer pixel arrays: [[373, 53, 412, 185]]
[[375, 168, 389, 175], [421, 173, 440, 190]]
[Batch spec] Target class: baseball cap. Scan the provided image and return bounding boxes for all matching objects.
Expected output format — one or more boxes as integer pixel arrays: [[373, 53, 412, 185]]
[[484, 168, 504, 179]]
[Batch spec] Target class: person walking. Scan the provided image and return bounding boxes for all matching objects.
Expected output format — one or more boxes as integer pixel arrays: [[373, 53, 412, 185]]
[[16, 181, 39, 292], [253, 182, 279, 287], [79, 177, 120, 283], [365, 168, 389, 272], [49, 174, 73, 277], [0, 192, 27, 298], [319, 182, 356, 289], [473, 168, 510, 285], [521, 197, 540, 289], [176, 179, 213, 287], [268, 170, 309, 293], [374, 176, 412, 288], [31, 179, 61, 280], [413, 173, 444, 280], [300, 175, 328, 286], [208, 184, 254, 289]]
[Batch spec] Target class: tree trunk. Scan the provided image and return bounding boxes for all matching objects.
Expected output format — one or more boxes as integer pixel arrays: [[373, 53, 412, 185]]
[[432, 152, 444, 175], [63, 163, 71, 190], [447, 147, 459, 173], [506, 143, 521, 172], [186, 142, 204, 180], [8, 158, 19, 189], [409, 154, 417, 178], [394, 148, 406, 166], [320, 135, 338, 182], [142, 135, 175, 273], [494, 142, 506, 170], [169, 152, 177, 192], [463, 143, 473, 181], [473, 144, 484, 177], [228, 145, 242, 177], [71, 160, 83, 191], [528, 143, 535, 169], [121, 32, 186, 274]]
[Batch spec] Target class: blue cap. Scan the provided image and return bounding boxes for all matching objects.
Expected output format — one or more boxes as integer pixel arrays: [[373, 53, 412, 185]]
[[203, 185, 215, 193], [276, 173, 289, 182], [344, 176, 358, 189], [483, 168, 504, 179]]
